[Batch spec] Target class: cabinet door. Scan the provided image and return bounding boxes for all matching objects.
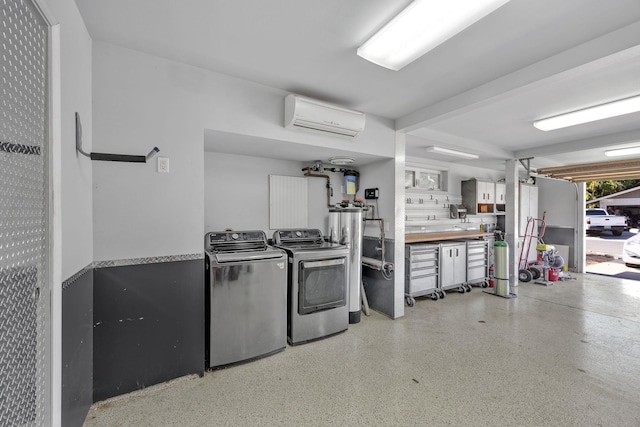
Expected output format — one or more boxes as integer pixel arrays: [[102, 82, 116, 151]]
[[495, 183, 505, 204], [529, 185, 538, 219], [439, 247, 454, 288], [453, 244, 467, 284], [519, 184, 539, 235], [476, 181, 495, 203], [484, 182, 495, 204], [477, 181, 487, 202]]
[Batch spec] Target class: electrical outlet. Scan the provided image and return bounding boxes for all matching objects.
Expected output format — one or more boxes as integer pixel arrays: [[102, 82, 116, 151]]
[[157, 157, 169, 173]]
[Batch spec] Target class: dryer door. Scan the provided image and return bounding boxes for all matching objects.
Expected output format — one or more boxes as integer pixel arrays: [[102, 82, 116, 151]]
[[298, 257, 347, 315]]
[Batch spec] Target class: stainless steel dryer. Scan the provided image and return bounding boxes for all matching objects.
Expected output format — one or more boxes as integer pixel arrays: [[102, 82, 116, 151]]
[[272, 229, 349, 345], [205, 230, 287, 369]]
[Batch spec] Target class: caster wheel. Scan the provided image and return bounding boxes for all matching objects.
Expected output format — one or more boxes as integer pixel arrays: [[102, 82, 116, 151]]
[[458, 286, 465, 293], [466, 285, 472, 292], [530, 268, 542, 280], [405, 296, 415, 307], [431, 292, 439, 301], [439, 291, 446, 299], [482, 281, 489, 288], [519, 269, 533, 282]]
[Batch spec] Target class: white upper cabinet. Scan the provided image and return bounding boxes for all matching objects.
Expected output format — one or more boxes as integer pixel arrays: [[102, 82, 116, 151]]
[[495, 182, 506, 206], [461, 179, 496, 214]]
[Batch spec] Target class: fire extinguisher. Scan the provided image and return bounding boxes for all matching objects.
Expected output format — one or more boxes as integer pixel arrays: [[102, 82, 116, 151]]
[[488, 264, 495, 288]]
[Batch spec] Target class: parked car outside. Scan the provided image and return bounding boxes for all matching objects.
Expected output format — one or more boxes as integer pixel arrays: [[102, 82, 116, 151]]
[[622, 229, 640, 267], [585, 208, 627, 236]]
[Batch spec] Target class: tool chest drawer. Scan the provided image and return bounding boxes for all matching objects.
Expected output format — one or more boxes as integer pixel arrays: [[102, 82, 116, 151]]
[[405, 243, 440, 296]]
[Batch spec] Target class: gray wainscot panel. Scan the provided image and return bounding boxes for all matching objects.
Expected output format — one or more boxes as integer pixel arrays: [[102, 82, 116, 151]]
[[93, 256, 204, 402], [362, 236, 395, 318], [62, 266, 93, 427], [543, 226, 576, 268]]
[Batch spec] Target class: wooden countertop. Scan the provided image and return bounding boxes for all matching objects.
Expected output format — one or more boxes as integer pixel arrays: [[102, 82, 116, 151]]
[[405, 231, 490, 243]]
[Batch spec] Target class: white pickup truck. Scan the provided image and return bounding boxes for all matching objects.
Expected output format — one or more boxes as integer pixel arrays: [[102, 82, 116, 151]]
[[585, 208, 627, 236]]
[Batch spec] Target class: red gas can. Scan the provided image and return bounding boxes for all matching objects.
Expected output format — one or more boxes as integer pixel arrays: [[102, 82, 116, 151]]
[[548, 268, 560, 281]]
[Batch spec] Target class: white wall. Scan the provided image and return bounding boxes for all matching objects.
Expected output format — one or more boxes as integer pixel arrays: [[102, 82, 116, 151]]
[[537, 177, 581, 228], [359, 159, 396, 238], [45, 0, 93, 279], [204, 152, 397, 239], [92, 42, 395, 260], [204, 152, 305, 233]]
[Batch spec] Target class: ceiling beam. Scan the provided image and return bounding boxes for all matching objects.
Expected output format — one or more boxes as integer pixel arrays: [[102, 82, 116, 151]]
[[396, 21, 640, 132], [514, 128, 640, 159], [570, 173, 640, 183], [536, 158, 640, 182], [536, 158, 640, 174]]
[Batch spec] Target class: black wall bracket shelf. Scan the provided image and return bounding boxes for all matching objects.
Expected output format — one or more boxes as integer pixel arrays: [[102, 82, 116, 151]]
[[75, 112, 159, 163]]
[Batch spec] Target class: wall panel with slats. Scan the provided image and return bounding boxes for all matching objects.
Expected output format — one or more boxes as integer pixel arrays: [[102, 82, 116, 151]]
[[269, 175, 308, 229]]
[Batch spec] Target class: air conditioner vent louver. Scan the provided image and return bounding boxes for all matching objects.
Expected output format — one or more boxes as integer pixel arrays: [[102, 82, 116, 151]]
[[284, 94, 366, 138]]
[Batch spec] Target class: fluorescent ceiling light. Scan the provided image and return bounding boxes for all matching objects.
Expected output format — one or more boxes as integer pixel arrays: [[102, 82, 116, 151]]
[[426, 146, 478, 159], [357, 0, 511, 71], [604, 146, 640, 157], [534, 95, 640, 131]]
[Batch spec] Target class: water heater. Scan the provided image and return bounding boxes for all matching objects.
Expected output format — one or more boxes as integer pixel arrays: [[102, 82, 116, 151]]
[[329, 207, 363, 323]]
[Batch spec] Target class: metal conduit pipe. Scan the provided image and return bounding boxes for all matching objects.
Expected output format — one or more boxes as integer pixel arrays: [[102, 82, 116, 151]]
[[363, 216, 394, 280], [301, 167, 333, 208]]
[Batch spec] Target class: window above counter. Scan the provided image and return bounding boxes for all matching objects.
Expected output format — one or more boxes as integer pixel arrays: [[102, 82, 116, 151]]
[[405, 167, 448, 192]]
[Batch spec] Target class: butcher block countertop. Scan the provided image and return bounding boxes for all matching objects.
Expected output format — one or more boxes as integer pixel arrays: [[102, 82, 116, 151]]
[[405, 231, 490, 243]]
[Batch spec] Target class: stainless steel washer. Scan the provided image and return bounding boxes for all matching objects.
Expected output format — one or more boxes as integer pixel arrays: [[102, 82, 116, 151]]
[[272, 229, 349, 345], [205, 230, 287, 369]]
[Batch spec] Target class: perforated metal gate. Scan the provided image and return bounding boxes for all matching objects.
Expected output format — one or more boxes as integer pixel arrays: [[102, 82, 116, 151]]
[[1, 0, 50, 425]]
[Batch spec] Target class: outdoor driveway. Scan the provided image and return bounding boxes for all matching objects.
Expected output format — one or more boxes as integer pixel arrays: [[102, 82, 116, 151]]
[[586, 231, 640, 280]]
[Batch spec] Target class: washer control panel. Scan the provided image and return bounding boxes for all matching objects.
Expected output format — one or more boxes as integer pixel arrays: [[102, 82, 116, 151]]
[[205, 230, 267, 252]]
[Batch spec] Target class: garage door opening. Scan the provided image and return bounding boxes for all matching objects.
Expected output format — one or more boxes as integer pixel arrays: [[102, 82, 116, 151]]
[[536, 160, 640, 280]]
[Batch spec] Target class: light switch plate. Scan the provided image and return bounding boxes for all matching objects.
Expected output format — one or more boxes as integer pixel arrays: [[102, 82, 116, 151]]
[[157, 157, 169, 173]]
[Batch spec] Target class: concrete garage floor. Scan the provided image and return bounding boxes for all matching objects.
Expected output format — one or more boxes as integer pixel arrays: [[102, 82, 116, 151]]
[[84, 274, 640, 427], [586, 255, 640, 280], [586, 232, 640, 280]]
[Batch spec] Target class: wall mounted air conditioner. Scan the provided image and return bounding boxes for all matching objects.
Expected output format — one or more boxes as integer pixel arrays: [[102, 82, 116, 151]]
[[284, 94, 366, 138]]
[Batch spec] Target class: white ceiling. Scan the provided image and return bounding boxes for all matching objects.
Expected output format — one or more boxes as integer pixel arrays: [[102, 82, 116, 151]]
[[75, 0, 640, 171]]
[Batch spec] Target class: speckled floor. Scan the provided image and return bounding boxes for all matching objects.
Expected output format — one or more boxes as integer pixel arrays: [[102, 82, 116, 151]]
[[84, 273, 640, 427]]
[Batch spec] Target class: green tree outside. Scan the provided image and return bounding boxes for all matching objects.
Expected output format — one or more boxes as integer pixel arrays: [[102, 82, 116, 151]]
[[586, 179, 640, 206]]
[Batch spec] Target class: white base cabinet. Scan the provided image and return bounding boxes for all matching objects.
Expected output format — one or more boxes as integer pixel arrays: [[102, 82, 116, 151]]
[[439, 242, 468, 293]]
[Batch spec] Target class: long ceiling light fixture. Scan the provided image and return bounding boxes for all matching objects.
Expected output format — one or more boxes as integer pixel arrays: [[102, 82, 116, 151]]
[[534, 95, 640, 131], [604, 146, 640, 157], [426, 146, 478, 159], [357, 0, 511, 71]]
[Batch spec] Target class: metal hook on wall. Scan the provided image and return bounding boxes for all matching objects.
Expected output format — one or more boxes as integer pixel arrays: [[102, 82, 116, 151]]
[[75, 112, 159, 163]]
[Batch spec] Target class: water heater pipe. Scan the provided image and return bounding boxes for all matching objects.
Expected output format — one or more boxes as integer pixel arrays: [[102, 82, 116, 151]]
[[363, 216, 394, 280], [302, 167, 333, 207]]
